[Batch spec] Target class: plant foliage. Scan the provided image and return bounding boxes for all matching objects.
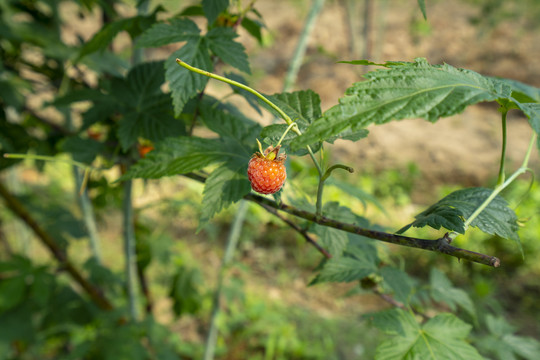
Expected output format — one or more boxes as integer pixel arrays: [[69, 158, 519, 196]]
[[1, 0, 540, 359]]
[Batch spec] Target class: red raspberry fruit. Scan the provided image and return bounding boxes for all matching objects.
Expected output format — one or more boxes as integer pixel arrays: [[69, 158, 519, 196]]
[[247, 145, 287, 195]]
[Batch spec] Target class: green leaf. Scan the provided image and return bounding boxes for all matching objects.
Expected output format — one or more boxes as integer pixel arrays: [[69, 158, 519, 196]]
[[198, 163, 251, 230], [417, 0, 427, 20], [326, 178, 386, 214], [513, 102, 540, 148], [291, 58, 511, 150], [485, 314, 516, 337], [379, 266, 414, 306], [137, 19, 212, 115], [265, 90, 322, 126], [398, 206, 465, 234], [0, 276, 26, 312], [202, 0, 229, 24], [199, 105, 261, 149], [60, 137, 105, 164], [373, 309, 483, 360], [166, 39, 212, 116], [398, 188, 520, 244], [81, 101, 118, 130], [259, 90, 323, 154], [19, 194, 87, 245], [169, 265, 202, 317], [312, 224, 348, 257], [206, 27, 250, 73], [241, 16, 264, 44], [326, 127, 369, 143], [136, 18, 201, 48], [369, 308, 417, 337], [498, 78, 540, 103], [121, 136, 244, 180], [225, 72, 262, 115], [310, 246, 378, 284], [78, 13, 156, 59], [117, 94, 184, 151], [0, 121, 36, 170], [337, 59, 411, 67], [310, 201, 368, 257], [430, 268, 476, 320], [477, 315, 540, 360], [108, 61, 185, 150], [125, 60, 165, 97]]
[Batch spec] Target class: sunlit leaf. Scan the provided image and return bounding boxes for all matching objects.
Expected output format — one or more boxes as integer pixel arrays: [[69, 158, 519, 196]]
[[207, 27, 250, 73], [136, 18, 201, 48], [372, 309, 483, 360], [398, 188, 520, 246], [166, 39, 212, 116], [121, 137, 231, 179], [291, 58, 511, 150], [198, 163, 251, 230]]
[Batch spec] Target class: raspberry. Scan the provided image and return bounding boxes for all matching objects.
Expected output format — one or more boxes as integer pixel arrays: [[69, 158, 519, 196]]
[[247, 145, 287, 195]]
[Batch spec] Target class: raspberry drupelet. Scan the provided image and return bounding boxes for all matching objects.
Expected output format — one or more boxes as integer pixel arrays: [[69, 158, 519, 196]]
[[247, 144, 287, 195]]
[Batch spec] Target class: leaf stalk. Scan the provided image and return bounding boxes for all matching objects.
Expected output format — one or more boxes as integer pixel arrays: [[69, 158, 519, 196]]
[[457, 132, 537, 235], [497, 109, 508, 186], [175, 59, 324, 177]]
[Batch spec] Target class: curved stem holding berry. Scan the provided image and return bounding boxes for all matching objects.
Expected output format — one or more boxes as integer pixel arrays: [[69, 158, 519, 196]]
[[275, 122, 299, 148]]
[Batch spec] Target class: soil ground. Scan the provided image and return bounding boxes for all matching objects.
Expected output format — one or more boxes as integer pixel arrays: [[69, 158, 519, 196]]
[[241, 0, 540, 198]]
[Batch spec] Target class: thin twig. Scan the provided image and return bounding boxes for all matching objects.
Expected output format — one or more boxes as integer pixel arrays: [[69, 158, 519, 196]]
[[258, 202, 332, 259], [203, 200, 248, 360]]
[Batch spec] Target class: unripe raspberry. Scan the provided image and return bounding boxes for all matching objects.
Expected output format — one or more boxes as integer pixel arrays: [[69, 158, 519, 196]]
[[247, 145, 287, 195]]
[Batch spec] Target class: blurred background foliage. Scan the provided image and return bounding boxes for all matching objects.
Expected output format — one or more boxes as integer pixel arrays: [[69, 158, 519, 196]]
[[1, 0, 540, 359]]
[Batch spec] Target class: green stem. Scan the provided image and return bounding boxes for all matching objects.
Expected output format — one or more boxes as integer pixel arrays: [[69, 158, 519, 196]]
[[497, 109, 508, 186], [74, 168, 102, 264], [282, 0, 326, 92], [316, 164, 354, 216], [460, 132, 537, 232], [175, 59, 324, 177], [203, 200, 248, 360], [122, 180, 138, 320], [276, 122, 298, 148], [177, 59, 293, 126], [4, 153, 96, 172]]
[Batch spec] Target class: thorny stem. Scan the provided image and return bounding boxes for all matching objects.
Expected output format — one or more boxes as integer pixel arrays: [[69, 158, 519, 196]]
[[244, 193, 501, 267], [175, 59, 324, 177], [183, 172, 500, 266]]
